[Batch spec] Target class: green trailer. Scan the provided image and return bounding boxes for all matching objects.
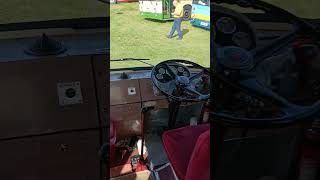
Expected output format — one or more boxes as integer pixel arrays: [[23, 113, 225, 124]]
[[139, 0, 192, 21]]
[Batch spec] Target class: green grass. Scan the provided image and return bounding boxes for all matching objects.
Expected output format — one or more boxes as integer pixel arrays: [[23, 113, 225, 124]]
[[110, 3, 210, 69], [0, 0, 108, 24]]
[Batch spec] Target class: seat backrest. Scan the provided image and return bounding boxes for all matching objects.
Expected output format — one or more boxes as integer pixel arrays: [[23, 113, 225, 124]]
[[185, 130, 210, 180]]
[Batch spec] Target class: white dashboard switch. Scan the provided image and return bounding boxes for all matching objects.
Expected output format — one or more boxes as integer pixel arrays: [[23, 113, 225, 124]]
[[128, 87, 136, 95], [57, 81, 83, 106]]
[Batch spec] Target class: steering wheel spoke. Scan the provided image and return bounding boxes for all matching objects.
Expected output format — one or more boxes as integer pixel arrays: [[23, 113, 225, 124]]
[[238, 78, 292, 107], [190, 71, 205, 81], [184, 85, 202, 95], [237, 77, 312, 118], [184, 85, 209, 101], [214, 67, 319, 126], [250, 32, 299, 66], [162, 63, 177, 79]]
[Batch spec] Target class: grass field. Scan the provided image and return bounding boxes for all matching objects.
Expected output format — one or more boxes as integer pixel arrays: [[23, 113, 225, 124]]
[[110, 3, 210, 69], [0, 0, 107, 24]]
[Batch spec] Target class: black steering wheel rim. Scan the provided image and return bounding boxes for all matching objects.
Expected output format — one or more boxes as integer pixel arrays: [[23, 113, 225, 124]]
[[211, 0, 320, 128], [151, 59, 210, 102]]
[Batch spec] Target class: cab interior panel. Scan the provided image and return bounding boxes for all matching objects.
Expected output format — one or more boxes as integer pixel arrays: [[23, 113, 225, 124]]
[[0, 24, 108, 180]]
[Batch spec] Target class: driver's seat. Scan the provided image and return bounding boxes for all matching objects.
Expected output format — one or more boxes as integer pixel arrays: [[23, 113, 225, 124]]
[[162, 123, 210, 180]]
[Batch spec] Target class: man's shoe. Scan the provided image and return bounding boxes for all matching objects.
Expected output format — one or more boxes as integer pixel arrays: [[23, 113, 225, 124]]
[[177, 37, 183, 40], [167, 35, 173, 39]]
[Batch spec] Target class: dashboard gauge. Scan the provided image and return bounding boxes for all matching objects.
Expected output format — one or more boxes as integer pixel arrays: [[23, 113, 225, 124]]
[[158, 68, 165, 74], [177, 66, 184, 73], [216, 17, 237, 34], [156, 73, 163, 80], [183, 71, 189, 76], [232, 32, 252, 49]]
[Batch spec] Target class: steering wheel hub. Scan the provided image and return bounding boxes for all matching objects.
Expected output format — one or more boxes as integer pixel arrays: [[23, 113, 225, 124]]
[[217, 46, 254, 70], [176, 76, 190, 86]]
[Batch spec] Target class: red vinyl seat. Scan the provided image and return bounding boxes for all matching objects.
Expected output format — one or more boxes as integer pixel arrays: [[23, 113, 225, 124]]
[[162, 123, 210, 180]]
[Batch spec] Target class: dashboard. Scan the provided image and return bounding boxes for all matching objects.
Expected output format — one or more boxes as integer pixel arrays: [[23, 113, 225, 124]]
[[110, 67, 208, 138], [0, 27, 108, 180]]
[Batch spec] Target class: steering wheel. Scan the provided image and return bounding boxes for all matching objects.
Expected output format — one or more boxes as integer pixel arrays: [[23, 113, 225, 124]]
[[211, 0, 320, 128], [151, 60, 210, 102]]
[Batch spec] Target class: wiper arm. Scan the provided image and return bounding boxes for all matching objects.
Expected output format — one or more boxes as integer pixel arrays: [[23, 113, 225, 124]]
[[111, 58, 154, 67], [251, 31, 298, 64]]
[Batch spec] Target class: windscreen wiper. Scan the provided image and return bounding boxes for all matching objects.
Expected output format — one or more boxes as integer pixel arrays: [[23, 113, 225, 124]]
[[111, 58, 154, 67]]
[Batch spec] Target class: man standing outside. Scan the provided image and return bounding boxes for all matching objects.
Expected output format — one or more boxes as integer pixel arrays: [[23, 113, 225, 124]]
[[167, 0, 184, 40]]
